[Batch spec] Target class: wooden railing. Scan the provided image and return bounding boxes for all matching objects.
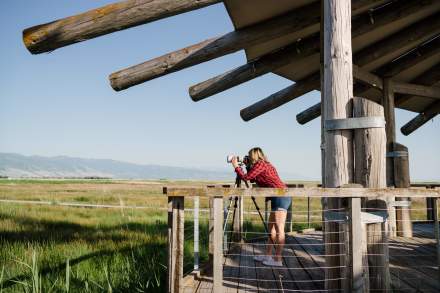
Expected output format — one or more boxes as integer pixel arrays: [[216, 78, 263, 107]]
[[164, 186, 440, 293]]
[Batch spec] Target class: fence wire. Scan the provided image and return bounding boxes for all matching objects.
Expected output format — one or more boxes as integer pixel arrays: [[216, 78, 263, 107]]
[[178, 194, 440, 292]]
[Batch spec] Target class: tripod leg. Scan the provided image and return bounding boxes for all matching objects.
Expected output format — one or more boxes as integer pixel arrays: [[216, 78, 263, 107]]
[[228, 196, 239, 254], [223, 196, 234, 232]]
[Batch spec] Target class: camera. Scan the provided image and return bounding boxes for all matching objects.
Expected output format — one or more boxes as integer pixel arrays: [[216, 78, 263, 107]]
[[226, 154, 250, 167]]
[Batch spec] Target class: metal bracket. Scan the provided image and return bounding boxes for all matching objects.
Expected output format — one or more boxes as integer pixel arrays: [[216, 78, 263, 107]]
[[386, 151, 408, 158], [389, 200, 411, 208], [324, 117, 386, 131], [361, 211, 388, 224]]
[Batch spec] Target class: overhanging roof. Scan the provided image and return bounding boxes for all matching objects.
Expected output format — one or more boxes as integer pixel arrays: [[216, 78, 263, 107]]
[[224, 0, 440, 113]]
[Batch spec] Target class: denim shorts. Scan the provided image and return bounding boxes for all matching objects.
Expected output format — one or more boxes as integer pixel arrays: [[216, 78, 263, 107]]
[[269, 197, 292, 212]]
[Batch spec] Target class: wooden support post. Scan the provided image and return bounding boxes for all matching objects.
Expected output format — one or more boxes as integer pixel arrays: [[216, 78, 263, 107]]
[[212, 196, 224, 292], [428, 194, 436, 222], [322, 0, 354, 290], [382, 78, 397, 237], [193, 196, 200, 272], [433, 197, 440, 283], [393, 143, 413, 237], [168, 196, 184, 293], [353, 97, 390, 292], [208, 198, 214, 264], [286, 197, 293, 233], [349, 197, 366, 293]]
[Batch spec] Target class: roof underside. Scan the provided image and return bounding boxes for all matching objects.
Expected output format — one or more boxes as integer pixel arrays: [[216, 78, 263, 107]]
[[223, 0, 440, 113]]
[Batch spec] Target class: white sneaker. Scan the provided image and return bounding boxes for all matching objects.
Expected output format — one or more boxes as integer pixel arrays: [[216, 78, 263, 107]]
[[253, 255, 271, 262], [262, 258, 283, 267]]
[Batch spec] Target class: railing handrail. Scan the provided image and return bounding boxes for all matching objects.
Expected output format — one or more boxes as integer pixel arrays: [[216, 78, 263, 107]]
[[164, 186, 440, 198]]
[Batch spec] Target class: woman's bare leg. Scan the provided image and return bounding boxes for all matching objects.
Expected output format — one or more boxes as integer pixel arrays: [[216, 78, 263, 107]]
[[274, 210, 287, 262], [266, 212, 276, 256]]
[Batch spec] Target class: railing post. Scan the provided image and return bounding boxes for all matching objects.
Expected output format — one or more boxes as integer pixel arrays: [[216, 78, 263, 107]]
[[433, 197, 440, 283], [212, 195, 224, 292], [193, 196, 199, 273], [265, 200, 269, 225], [168, 196, 184, 293], [349, 197, 366, 293]]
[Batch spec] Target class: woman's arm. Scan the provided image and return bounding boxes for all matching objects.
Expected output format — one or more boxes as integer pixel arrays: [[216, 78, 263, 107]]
[[234, 160, 265, 181]]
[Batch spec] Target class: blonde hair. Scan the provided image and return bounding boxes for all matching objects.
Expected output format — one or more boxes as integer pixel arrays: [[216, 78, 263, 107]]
[[248, 147, 267, 165]]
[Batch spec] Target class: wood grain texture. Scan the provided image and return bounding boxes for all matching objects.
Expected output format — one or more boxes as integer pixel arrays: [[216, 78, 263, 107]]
[[112, 0, 426, 92], [188, 0, 427, 101], [295, 13, 440, 125], [394, 82, 440, 99], [353, 97, 390, 292], [168, 196, 184, 293], [401, 100, 440, 135], [164, 186, 440, 198], [212, 196, 223, 292], [393, 143, 413, 238], [322, 1, 354, 290], [23, 0, 221, 54]]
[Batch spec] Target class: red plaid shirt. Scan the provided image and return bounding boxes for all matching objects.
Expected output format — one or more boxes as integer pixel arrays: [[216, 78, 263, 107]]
[[235, 160, 286, 188]]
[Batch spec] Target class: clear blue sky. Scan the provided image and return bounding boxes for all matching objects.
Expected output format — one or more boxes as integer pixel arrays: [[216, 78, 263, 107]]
[[0, 0, 438, 180]]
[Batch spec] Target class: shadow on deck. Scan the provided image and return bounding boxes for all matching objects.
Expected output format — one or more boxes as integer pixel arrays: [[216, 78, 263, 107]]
[[186, 223, 440, 293]]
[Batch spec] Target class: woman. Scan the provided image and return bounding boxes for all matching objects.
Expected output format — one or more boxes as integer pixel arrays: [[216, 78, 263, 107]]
[[231, 147, 290, 267]]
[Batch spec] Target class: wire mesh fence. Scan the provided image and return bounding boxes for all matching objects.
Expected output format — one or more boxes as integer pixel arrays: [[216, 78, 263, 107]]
[[170, 189, 440, 293]]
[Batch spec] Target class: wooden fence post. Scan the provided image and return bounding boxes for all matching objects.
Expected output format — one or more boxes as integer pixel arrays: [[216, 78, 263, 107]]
[[212, 196, 224, 292], [194, 196, 200, 273], [168, 196, 184, 293], [349, 197, 366, 292], [433, 197, 440, 283], [353, 97, 390, 292], [393, 143, 413, 237]]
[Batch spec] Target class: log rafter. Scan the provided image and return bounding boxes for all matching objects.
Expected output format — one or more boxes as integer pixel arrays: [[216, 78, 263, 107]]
[[244, 19, 440, 122], [23, 0, 222, 54], [189, 0, 436, 102], [110, 0, 431, 92], [295, 20, 440, 126]]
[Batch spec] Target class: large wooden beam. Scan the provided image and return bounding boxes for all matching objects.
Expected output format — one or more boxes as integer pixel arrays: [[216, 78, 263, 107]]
[[377, 37, 440, 77], [394, 82, 440, 99], [395, 63, 440, 106], [111, 0, 427, 92], [397, 62, 440, 135], [189, 0, 434, 100], [295, 14, 440, 125], [190, 35, 320, 101], [401, 100, 440, 135], [22, 0, 221, 54], [322, 0, 354, 290], [240, 73, 320, 121], [241, 65, 380, 121]]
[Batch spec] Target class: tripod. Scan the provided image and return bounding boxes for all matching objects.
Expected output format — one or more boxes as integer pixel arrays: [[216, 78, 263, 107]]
[[223, 171, 273, 254]]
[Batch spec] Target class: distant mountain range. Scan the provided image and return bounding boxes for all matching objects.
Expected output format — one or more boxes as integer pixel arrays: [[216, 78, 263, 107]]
[[0, 153, 311, 180], [0, 153, 234, 180]]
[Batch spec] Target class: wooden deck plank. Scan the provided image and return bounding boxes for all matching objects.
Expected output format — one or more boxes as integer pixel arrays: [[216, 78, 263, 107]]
[[237, 243, 258, 293], [252, 242, 282, 292], [388, 238, 440, 291], [223, 245, 240, 293], [255, 243, 298, 292], [286, 235, 326, 291], [281, 239, 319, 292], [196, 276, 213, 293], [193, 225, 440, 293]]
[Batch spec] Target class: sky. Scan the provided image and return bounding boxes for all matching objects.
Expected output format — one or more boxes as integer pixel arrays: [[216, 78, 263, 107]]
[[0, 0, 439, 181]]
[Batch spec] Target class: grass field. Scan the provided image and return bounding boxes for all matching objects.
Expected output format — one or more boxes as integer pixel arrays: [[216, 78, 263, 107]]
[[0, 179, 432, 292]]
